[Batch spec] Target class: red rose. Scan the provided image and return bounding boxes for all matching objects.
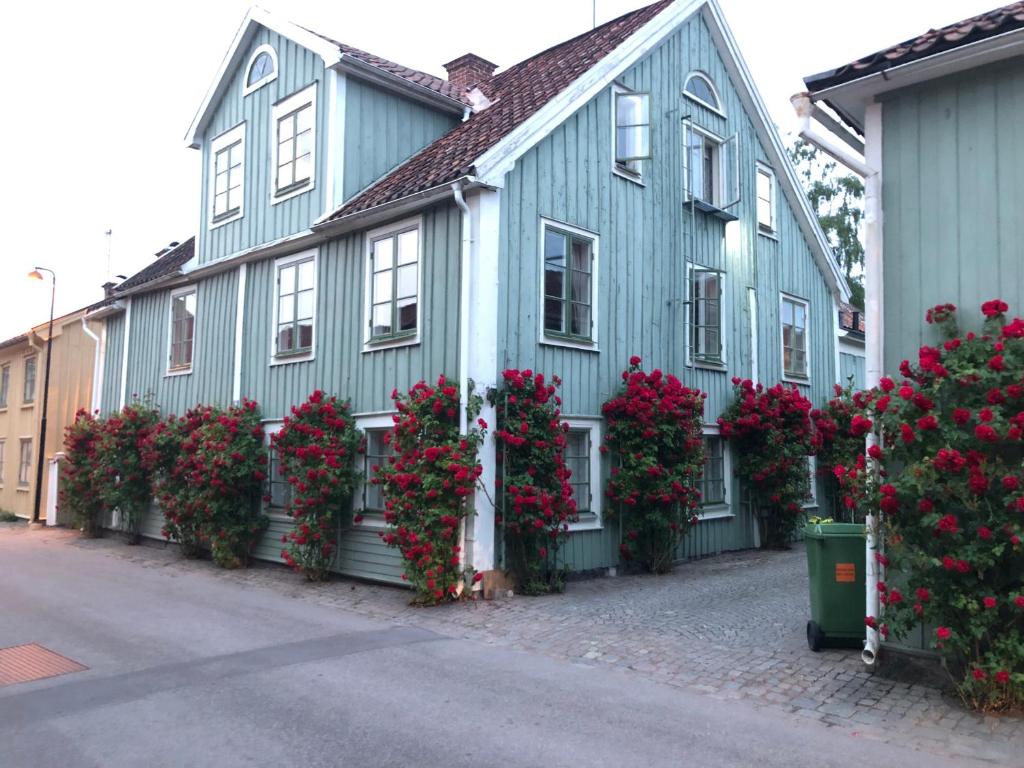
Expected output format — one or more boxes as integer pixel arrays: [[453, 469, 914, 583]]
[[983, 596, 997, 609], [879, 377, 895, 393], [996, 670, 1010, 685], [936, 626, 951, 641]]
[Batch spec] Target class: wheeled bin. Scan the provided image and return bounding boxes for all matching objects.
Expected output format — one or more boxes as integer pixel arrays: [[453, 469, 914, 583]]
[[804, 522, 866, 651]]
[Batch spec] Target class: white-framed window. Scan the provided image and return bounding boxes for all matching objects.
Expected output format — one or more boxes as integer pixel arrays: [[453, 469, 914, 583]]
[[804, 455, 818, 508], [687, 264, 725, 367], [0, 440, 6, 486], [209, 122, 246, 227], [263, 421, 292, 518], [22, 356, 36, 404], [698, 427, 732, 519], [271, 83, 317, 203], [612, 83, 651, 181], [364, 216, 422, 350], [683, 122, 739, 211], [18, 438, 32, 487], [243, 44, 278, 95], [0, 364, 8, 408], [683, 71, 724, 116], [756, 163, 776, 234], [781, 293, 810, 381], [271, 249, 317, 364], [564, 418, 602, 530], [167, 287, 197, 375], [355, 413, 398, 529], [540, 218, 598, 349]]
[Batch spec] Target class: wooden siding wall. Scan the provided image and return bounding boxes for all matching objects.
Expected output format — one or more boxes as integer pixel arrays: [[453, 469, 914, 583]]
[[100, 313, 125, 416], [839, 350, 865, 390], [880, 59, 1024, 373], [498, 15, 837, 569], [122, 271, 238, 416], [342, 78, 459, 201], [198, 27, 327, 266]]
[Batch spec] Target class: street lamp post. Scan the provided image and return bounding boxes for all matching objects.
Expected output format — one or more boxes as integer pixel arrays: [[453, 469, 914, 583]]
[[28, 267, 56, 526]]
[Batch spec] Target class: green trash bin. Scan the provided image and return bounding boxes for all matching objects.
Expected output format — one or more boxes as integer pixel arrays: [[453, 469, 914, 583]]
[[803, 522, 866, 652]]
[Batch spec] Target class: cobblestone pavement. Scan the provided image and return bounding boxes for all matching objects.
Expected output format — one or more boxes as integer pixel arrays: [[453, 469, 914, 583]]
[[12, 524, 1024, 763]]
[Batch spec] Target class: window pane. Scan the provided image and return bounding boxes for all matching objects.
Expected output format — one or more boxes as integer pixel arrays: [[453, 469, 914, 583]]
[[685, 75, 719, 109], [214, 191, 227, 215], [296, 129, 312, 159], [757, 198, 772, 228], [396, 264, 417, 299], [279, 116, 294, 142], [372, 271, 392, 304], [294, 153, 312, 183], [297, 104, 314, 133], [616, 126, 649, 161], [227, 186, 241, 213], [373, 237, 394, 270], [229, 142, 243, 167], [279, 295, 294, 323], [297, 259, 314, 291], [296, 290, 314, 321], [279, 265, 295, 294], [372, 304, 392, 336], [544, 298, 564, 333], [757, 170, 771, 201], [278, 325, 294, 353], [543, 230, 567, 272], [298, 322, 313, 349], [570, 303, 590, 337], [397, 230, 418, 265], [397, 298, 417, 332], [794, 304, 806, 330], [781, 299, 793, 327], [215, 171, 228, 194]]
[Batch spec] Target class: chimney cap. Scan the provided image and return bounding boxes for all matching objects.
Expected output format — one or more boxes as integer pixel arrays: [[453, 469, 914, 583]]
[[443, 53, 498, 92], [443, 52, 498, 71]]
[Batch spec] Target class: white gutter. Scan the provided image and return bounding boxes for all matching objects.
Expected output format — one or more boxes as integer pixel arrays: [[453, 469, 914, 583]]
[[451, 181, 472, 581], [119, 298, 132, 410], [80, 316, 105, 414], [792, 92, 884, 666]]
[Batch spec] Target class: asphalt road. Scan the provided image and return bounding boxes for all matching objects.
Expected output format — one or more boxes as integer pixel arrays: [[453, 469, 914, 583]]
[[0, 527, 991, 768]]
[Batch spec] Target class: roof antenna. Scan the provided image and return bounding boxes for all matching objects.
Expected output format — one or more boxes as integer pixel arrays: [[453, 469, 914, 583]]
[[592, 0, 596, 29], [104, 229, 113, 283]]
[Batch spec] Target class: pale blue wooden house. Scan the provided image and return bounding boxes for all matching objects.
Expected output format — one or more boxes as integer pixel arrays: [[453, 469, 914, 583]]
[[88, 0, 850, 584]]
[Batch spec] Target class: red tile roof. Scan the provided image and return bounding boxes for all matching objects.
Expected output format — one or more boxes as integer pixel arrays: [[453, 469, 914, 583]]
[[114, 237, 195, 294], [838, 302, 865, 334], [323, 0, 673, 222], [805, 2, 1024, 91]]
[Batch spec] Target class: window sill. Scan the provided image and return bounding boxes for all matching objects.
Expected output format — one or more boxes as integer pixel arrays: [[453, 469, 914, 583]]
[[757, 228, 779, 241], [568, 513, 603, 532], [266, 510, 293, 523], [540, 337, 599, 353], [0, 407, 7, 413], [699, 505, 734, 521], [21, 403, 34, 410], [209, 210, 243, 230], [16, 487, 29, 493], [353, 512, 388, 531], [690, 358, 728, 372], [363, 334, 420, 353], [612, 167, 645, 186], [782, 373, 811, 386], [802, 502, 819, 511], [272, 180, 314, 206], [270, 351, 314, 367], [684, 199, 738, 223], [165, 368, 193, 378]]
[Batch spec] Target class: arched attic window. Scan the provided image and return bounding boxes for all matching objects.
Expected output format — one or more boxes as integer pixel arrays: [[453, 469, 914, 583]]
[[684, 72, 723, 115], [244, 44, 278, 95]]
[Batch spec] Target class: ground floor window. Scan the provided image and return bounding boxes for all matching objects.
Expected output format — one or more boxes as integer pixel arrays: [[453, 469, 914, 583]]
[[563, 419, 602, 528], [18, 439, 32, 487], [699, 434, 726, 507]]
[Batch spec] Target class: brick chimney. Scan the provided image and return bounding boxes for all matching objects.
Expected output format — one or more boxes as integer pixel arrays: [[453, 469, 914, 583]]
[[102, 281, 118, 298], [443, 53, 498, 92]]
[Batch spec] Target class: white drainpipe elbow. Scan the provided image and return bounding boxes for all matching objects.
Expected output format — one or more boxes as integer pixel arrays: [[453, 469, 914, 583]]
[[790, 93, 874, 179]]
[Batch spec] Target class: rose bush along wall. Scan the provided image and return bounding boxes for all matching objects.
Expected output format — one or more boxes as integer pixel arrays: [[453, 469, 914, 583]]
[[494, 369, 576, 594], [838, 301, 1024, 711], [272, 391, 361, 581], [718, 379, 815, 548], [602, 357, 706, 574], [377, 376, 486, 604], [94, 400, 161, 542], [61, 409, 106, 537], [811, 383, 874, 520]]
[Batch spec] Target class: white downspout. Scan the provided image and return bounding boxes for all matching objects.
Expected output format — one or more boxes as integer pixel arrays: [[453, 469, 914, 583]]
[[452, 181, 473, 580], [791, 93, 884, 665], [81, 316, 103, 414]]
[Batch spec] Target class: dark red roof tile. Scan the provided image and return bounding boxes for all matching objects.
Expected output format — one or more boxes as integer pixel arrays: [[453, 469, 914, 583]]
[[115, 237, 195, 294]]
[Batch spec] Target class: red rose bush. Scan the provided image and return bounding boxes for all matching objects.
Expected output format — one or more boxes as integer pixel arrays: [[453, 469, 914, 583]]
[[61, 409, 106, 537], [94, 400, 161, 543]]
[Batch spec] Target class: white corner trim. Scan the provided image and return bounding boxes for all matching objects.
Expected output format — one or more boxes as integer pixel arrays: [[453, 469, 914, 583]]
[[683, 70, 727, 117], [323, 69, 345, 212], [747, 287, 759, 384], [361, 214, 424, 352], [474, 0, 703, 184], [269, 248, 318, 367], [185, 6, 341, 148], [565, 417, 604, 531], [208, 122, 246, 229], [119, 297, 132, 410], [537, 216, 600, 349], [242, 43, 278, 96], [270, 83, 318, 205], [780, 291, 812, 385], [232, 263, 247, 402], [165, 284, 198, 377]]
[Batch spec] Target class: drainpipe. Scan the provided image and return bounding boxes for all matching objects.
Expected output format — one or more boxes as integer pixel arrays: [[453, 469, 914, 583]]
[[452, 181, 473, 580], [80, 316, 103, 414], [791, 93, 884, 666]]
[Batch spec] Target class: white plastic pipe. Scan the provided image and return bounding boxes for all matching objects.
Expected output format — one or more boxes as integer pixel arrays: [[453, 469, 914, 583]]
[[452, 181, 472, 580], [81, 316, 103, 414]]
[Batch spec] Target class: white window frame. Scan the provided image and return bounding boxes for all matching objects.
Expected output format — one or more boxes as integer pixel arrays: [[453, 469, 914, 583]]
[[22, 355, 36, 406], [538, 217, 600, 352], [780, 292, 811, 384], [166, 286, 197, 376], [270, 249, 318, 366], [362, 216, 423, 352], [271, 83, 317, 205], [208, 122, 246, 229], [17, 436, 32, 489], [0, 364, 8, 409], [698, 426, 733, 520], [354, 413, 398, 530], [262, 420, 292, 522], [243, 44, 278, 96], [804, 455, 819, 509], [564, 417, 603, 531], [756, 162, 777, 236], [611, 83, 645, 184], [685, 262, 727, 370], [683, 71, 726, 117]]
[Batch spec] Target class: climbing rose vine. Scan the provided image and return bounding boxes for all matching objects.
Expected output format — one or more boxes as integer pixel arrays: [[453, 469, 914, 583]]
[[94, 400, 161, 543], [842, 301, 1024, 711], [61, 409, 106, 537], [494, 369, 576, 594], [272, 391, 361, 581], [141, 411, 206, 558], [718, 379, 815, 548], [376, 376, 485, 604], [811, 383, 873, 520], [602, 357, 705, 574]]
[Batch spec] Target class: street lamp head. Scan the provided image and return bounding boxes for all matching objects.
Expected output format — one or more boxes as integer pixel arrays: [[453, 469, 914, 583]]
[[28, 269, 44, 281]]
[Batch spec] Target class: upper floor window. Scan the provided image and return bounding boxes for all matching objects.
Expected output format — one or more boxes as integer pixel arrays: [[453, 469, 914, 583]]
[[243, 44, 278, 95], [689, 265, 724, 366], [0, 364, 8, 408], [23, 356, 36, 404], [612, 84, 651, 180], [756, 163, 776, 234], [209, 123, 246, 227], [542, 220, 598, 347], [168, 287, 197, 374], [272, 84, 317, 202], [366, 218, 421, 348], [18, 438, 32, 487], [684, 72, 723, 115], [273, 250, 317, 362], [781, 293, 810, 381]]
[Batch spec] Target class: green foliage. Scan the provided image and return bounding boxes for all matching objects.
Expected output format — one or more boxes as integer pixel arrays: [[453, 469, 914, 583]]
[[0, 510, 19, 522], [94, 400, 161, 542], [61, 409, 106, 537], [789, 139, 865, 308]]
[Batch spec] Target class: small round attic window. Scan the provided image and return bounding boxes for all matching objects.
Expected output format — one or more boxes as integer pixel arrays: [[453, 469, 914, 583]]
[[244, 45, 278, 95]]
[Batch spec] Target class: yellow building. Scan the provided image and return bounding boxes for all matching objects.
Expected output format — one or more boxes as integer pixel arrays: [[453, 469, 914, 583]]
[[0, 307, 102, 522]]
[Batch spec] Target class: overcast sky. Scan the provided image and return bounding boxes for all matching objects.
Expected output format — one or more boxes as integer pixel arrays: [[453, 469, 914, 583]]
[[0, 0, 996, 339]]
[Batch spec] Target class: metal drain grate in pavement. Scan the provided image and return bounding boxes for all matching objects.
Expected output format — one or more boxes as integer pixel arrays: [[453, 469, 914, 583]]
[[0, 643, 88, 687]]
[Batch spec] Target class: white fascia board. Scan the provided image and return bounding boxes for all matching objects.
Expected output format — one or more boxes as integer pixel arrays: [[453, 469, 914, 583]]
[[472, 0, 704, 185], [702, 0, 851, 304], [184, 7, 341, 149]]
